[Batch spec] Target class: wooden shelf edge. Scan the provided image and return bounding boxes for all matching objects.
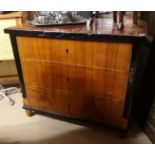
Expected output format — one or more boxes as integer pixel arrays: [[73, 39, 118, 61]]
[[0, 11, 23, 20]]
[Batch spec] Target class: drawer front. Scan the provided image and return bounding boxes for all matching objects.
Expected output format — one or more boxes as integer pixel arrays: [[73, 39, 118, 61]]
[[26, 87, 127, 128], [17, 36, 132, 72], [21, 60, 128, 103], [26, 87, 70, 115]]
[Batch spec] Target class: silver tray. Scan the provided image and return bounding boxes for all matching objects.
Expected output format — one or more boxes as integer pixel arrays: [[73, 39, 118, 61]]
[[31, 21, 87, 27]]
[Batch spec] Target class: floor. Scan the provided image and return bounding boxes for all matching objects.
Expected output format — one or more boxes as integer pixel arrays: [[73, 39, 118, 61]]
[[0, 93, 152, 144]]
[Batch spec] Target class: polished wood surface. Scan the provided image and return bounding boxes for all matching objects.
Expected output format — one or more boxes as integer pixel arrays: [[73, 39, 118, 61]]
[[26, 87, 128, 128], [6, 17, 147, 37], [17, 37, 132, 71], [21, 61, 128, 103], [16, 36, 132, 128]]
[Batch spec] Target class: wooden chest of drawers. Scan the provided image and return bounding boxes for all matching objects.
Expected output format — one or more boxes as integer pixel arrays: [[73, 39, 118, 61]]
[[5, 18, 148, 129]]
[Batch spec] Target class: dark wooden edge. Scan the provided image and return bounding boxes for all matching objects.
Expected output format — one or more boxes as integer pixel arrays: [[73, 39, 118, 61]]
[[4, 28, 146, 44], [9, 34, 26, 97], [123, 42, 141, 119], [132, 35, 155, 128], [123, 38, 151, 119], [23, 104, 128, 131]]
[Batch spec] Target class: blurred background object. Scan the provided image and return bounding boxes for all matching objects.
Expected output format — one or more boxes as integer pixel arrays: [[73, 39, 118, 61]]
[[0, 11, 24, 86]]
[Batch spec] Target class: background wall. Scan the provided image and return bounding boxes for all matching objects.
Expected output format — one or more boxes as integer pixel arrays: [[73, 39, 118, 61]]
[[141, 11, 155, 36]]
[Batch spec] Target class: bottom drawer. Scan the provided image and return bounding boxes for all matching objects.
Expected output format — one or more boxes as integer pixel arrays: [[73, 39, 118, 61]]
[[25, 87, 128, 128]]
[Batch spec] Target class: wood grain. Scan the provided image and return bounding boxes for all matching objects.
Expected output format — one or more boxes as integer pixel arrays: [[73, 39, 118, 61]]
[[25, 87, 127, 128], [21, 61, 128, 103], [6, 17, 147, 37], [17, 37, 132, 71], [16, 37, 132, 129]]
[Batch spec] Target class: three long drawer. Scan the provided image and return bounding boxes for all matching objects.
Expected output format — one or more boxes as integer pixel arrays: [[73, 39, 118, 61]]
[[16, 36, 132, 128]]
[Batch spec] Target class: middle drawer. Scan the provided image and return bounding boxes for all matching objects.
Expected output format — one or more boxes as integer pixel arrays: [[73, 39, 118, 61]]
[[21, 60, 128, 103]]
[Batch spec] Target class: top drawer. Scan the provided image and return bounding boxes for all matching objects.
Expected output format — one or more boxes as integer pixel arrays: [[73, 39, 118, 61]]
[[17, 36, 132, 72]]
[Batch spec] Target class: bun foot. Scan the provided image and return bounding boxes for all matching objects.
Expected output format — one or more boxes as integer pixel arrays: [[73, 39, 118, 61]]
[[25, 109, 34, 116]]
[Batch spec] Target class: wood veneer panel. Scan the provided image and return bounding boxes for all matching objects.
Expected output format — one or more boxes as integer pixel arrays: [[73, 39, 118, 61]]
[[21, 60, 128, 103], [26, 87, 127, 128], [16, 37, 131, 129], [17, 37, 132, 72]]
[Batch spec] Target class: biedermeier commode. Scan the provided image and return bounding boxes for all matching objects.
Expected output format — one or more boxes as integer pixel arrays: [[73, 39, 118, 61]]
[[5, 18, 148, 129]]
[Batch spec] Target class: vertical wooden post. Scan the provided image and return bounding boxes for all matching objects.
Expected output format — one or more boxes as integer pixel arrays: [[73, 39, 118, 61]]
[[133, 12, 138, 25], [113, 11, 117, 23], [15, 17, 23, 27]]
